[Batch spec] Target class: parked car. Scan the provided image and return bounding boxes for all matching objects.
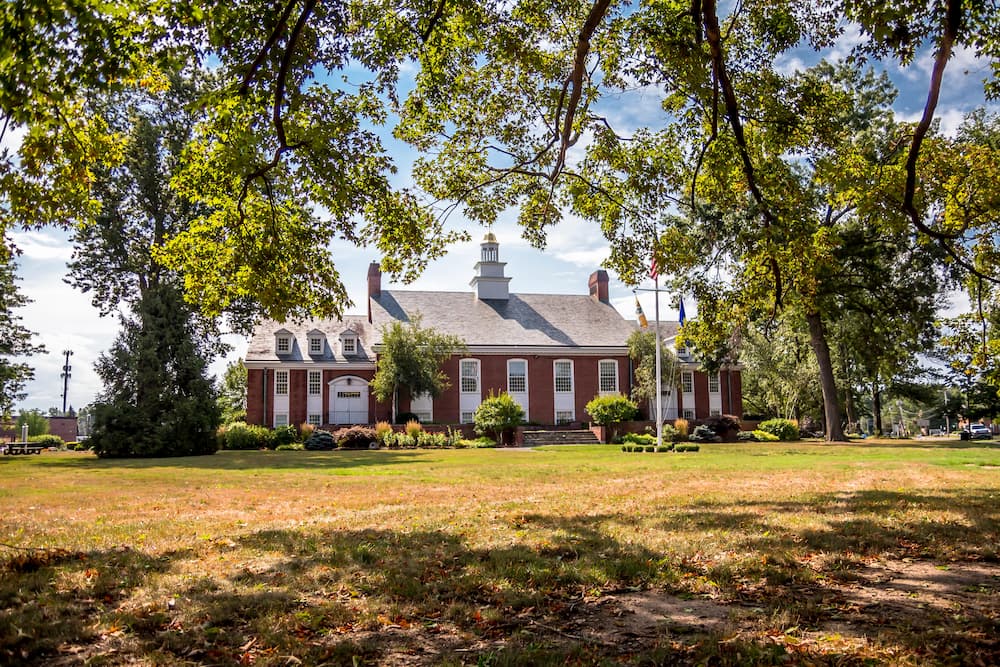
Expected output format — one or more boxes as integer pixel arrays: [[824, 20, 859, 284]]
[[967, 423, 992, 440]]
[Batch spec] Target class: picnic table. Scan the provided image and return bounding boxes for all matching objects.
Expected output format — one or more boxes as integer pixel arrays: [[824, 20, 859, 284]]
[[2, 441, 43, 455]]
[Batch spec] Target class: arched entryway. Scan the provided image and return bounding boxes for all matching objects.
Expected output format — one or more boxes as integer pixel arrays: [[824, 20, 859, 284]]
[[329, 376, 369, 424]]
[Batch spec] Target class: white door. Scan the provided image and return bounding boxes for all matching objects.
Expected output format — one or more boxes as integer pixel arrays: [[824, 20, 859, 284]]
[[330, 377, 369, 424]]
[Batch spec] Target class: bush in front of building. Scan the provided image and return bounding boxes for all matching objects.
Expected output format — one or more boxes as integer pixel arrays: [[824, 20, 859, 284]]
[[757, 418, 800, 441], [218, 422, 276, 450], [273, 425, 299, 447], [701, 414, 742, 440], [474, 391, 525, 446], [333, 426, 377, 449], [305, 430, 336, 450], [623, 433, 656, 446], [585, 394, 639, 426], [28, 434, 64, 448], [689, 424, 721, 443]]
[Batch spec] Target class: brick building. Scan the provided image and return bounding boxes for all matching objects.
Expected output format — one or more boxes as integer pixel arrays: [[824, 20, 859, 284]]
[[245, 235, 742, 428]]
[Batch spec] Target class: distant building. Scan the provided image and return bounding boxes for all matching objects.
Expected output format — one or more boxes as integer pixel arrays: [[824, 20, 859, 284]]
[[245, 235, 742, 428]]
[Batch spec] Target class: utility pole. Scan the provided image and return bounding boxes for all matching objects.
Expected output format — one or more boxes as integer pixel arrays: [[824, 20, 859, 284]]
[[61, 349, 73, 415]]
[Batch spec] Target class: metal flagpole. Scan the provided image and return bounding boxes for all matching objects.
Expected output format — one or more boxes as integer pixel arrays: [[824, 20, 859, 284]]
[[654, 271, 662, 448]]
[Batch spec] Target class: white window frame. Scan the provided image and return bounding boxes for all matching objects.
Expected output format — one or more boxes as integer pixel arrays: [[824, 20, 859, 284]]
[[307, 413, 322, 426], [598, 359, 618, 395], [460, 359, 481, 394], [681, 371, 694, 394], [710, 408, 721, 417], [460, 411, 476, 424], [276, 335, 291, 354], [275, 370, 289, 396], [410, 392, 434, 423], [342, 336, 356, 354], [507, 359, 527, 394], [308, 370, 322, 396], [676, 345, 687, 356], [308, 336, 323, 355], [274, 413, 289, 427], [708, 372, 720, 393], [554, 360, 574, 394], [682, 408, 695, 420], [555, 411, 574, 425]]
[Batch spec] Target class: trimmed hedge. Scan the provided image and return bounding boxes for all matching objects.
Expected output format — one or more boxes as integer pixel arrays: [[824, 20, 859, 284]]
[[218, 422, 275, 450], [758, 419, 799, 441]]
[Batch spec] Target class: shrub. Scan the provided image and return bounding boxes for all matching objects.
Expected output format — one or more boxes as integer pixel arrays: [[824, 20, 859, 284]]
[[305, 430, 336, 450], [621, 445, 628, 452], [758, 418, 799, 441], [661, 424, 681, 442], [394, 412, 419, 425], [374, 421, 393, 444], [332, 426, 377, 449], [28, 434, 64, 448], [459, 437, 496, 448], [623, 433, 656, 446], [299, 422, 316, 441], [405, 419, 423, 438], [702, 414, 742, 440], [675, 444, 700, 452], [474, 391, 525, 445], [585, 394, 638, 426], [644, 445, 655, 452], [219, 422, 275, 450], [656, 444, 673, 453], [673, 418, 689, 438], [752, 429, 780, 442], [273, 425, 298, 448], [690, 424, 722, 443], [276, 443, 304, 451], [74, 442, 89, 451], [417, 431, 449, 448]]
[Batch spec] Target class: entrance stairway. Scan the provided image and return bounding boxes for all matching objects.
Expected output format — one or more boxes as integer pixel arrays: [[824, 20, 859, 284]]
[[522, 429, 601, 446]]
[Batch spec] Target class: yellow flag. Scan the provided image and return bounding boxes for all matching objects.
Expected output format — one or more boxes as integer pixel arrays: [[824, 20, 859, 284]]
[[635, 298, 648, 329]]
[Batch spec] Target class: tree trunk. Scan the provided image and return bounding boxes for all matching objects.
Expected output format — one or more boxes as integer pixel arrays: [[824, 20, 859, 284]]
[[806, 311, 846, 441], [872, 383, 883, 436]]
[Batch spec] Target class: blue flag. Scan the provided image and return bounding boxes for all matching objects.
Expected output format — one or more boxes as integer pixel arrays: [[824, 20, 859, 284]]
[[679, 299, 686, 325]]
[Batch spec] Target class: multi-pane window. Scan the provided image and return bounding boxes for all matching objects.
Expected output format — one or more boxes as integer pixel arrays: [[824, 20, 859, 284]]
[[342, 337, 356, 354], [308, 370, 322, 395], [708, 372, 720, 393], [507, 360, 527, 393], [683, 409, 695, 419], [309, 337, 323, 354], [710, 409, 721, 416], [276, 336, 291, 353], [681, 371, 694, 393], [275, 413, 289, 427], [555, 411, 574, 425], [461, 411, 475, 424], [676, 345, 687, 356], [554, 361, 573, 393], [460, 359, 480, 393], [275, 370, 289, 395], [598, 360, 618, 394], [307, 414, 322, 426]]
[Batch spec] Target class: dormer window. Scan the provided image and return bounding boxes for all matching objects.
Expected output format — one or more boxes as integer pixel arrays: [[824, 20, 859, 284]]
[[306, 329, 326, 356], [338, 329, 359, 356], [676, 345, 687, 356], [275, 329, 293, 355]]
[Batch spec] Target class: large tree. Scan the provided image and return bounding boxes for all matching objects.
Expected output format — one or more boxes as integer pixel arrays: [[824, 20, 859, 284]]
[[371, 315, 465, 422], [0, 249, 44, 418], [70, 75, 223, 457]]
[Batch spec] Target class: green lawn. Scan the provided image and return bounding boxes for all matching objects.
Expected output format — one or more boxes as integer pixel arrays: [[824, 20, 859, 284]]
[[2, 441, 999, 665]]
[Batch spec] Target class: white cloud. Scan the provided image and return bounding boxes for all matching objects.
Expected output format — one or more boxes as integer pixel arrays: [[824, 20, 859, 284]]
[[9, 230, 75, 262], [895, 106, 969, 138]]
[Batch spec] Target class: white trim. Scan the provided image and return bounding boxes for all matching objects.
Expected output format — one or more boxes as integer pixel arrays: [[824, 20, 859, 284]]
[[370, 344, 629, 356], [245, 361, 374, 370], [308, 370, 322, 396], [553, 359, 575, 422], [275, 370, 289, 396], [506, 358, 529, 420], [598, 359, 619, 395]]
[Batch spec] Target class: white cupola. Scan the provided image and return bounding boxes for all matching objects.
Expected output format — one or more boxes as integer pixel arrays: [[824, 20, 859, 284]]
[[469, 232, 511, 300]]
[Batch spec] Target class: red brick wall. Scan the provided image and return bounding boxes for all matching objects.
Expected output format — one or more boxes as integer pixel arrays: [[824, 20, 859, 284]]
[[247, 369, 265, 425], [47, 417, 78, 442], [693, 371, 710, 419]]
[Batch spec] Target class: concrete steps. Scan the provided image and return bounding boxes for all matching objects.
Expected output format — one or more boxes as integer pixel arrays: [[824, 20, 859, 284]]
[[522, 429, 601, 446]]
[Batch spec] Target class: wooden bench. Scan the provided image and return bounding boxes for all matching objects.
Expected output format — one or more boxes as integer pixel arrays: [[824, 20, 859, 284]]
[[3, 442, 44, 455]]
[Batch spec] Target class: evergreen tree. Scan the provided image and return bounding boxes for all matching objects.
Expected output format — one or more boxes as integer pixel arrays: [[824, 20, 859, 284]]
[[0, 250, 45, 418], [90, 283, 219, 457]]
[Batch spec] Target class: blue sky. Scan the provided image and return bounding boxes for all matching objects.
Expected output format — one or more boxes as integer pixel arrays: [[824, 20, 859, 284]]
[[6, 32, 996, 413]]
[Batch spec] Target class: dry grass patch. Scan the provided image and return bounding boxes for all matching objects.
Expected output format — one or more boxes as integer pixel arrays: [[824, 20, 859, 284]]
[[2, 443, 999, 665]]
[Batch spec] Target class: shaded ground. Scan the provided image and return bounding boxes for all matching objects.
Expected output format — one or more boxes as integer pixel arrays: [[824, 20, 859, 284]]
[[2, 445, 999, 665]]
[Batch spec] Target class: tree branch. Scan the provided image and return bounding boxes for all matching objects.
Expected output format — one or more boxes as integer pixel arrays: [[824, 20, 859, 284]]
[[239, 0, 300, 96]]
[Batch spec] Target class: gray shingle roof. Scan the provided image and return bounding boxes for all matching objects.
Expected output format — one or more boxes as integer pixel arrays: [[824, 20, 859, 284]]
[[247, 317, 375, 363], [370, 291, 635, 348]]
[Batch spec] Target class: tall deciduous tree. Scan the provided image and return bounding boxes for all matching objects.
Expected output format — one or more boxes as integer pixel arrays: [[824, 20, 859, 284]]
[[218, 358, 248, 424], [626, 329, 678, 417], [371, 315, 465, 422], [70, 75, 222, 457]]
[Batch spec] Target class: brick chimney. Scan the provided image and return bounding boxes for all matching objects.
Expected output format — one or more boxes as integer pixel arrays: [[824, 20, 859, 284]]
[[367, 262, 381, 323], [588, 270, 609, 303]]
